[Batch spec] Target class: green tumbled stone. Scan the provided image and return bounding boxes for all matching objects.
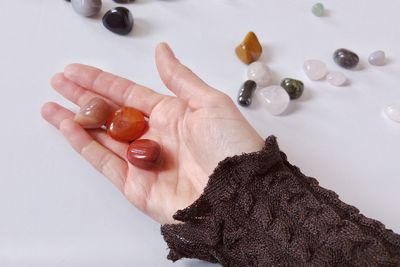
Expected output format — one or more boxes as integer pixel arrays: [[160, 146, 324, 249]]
[[312, 3, 324, 17], [281, 78, 304, 100]]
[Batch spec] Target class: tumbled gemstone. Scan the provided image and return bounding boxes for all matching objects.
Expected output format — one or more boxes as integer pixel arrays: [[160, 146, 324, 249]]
[[384, 104, 400, 123], [333, 48, 359, 69], [368, 50, 386, 66], [127, 139, 162, 170], [258, 86, 290, 115], [106, 107, 147, 142], [235, 32, 262, 65], [102, 7, 134, 35], [303, 59, 327, 81], [312, 3, 325, 17], [71, 0, 101, 17], [247, 62, 272, 87], [237, 80, 257, 107], [326, 72, 347, 86], [74, 98, 112, 129], [281, 78, 304, 100]]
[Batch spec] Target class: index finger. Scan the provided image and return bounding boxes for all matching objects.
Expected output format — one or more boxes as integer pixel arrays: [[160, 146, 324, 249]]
[[64, 63, 167, 116]]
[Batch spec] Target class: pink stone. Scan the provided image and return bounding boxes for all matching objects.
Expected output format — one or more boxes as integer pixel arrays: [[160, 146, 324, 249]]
[[326, 72, 347, 87], [303, 59, 327, 81]]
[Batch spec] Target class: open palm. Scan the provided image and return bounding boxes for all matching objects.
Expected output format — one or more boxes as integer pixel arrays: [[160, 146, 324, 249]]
[[41, 43, 263, 224]]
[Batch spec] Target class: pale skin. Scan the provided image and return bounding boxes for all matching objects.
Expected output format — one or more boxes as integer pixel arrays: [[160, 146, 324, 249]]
[[41, 43, 264, 224]]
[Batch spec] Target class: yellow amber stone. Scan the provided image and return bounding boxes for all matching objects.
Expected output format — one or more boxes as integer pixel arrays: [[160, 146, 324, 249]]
[[235, 31, 262, 65]]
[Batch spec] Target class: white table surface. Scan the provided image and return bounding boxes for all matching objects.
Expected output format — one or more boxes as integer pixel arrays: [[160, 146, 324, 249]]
[[0, 0, 399, 266]]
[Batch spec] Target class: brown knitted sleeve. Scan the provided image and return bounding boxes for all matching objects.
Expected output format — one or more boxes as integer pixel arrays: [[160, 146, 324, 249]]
[[161, 136, 400, 266]]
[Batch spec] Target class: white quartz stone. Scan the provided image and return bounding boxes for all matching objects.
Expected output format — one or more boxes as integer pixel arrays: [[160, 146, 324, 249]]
[[368, 50, 386, 66], [384, 104, 400, 123], [303, 59, 327, 81], [71, 0, 102, 17], [247, 62, 272, 87], [326, 72, 347, 86], [258, 86, 290, 115]]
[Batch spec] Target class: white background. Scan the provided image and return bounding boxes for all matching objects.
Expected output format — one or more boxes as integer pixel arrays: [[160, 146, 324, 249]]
[[0, 0, 399, 266]]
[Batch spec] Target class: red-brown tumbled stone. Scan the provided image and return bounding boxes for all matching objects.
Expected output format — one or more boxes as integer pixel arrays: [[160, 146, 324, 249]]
[[127, 139, 162, 170]]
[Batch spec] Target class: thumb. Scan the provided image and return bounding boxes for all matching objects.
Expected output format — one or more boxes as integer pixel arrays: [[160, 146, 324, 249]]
[[155, 42, 215, 106]]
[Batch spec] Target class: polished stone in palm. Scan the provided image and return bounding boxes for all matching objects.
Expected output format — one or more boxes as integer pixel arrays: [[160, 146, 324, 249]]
[[75, 97, 112, 129], [106, 107, 146, 142], [127, 139, 162, 170], [41, 43, 264, 224]]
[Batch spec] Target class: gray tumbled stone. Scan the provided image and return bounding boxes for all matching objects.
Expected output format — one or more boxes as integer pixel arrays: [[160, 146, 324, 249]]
[[368, 50, 386, 66], [71, 0, 102, 17]]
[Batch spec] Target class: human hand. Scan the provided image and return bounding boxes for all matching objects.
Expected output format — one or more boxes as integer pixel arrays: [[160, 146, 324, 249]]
[[41, 43, 264, 224]]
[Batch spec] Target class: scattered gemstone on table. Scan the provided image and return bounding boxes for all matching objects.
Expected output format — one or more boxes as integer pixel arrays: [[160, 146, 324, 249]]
[[326, 72, 347, 87], [333, 48, 359, 69], [247, 62, 272, 87], [281, 78, 304, 100], [368, 50, 386, 66], [103, 7, 134, 35], [258, 86, 290, 115], [303, 59, 327, 81], [74, 97, 112, 129], [235, 32, 262, 65], [127, 139, 162, 170], [237, 80, 257, 107], [384, 104, 400, 123], [106, 107, 147, 142], [71, 0, 102, 17], [312, 3, 325, 17]]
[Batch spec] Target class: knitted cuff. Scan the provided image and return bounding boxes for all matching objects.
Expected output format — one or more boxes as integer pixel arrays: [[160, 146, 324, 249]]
[[161, 136, 400, 266]]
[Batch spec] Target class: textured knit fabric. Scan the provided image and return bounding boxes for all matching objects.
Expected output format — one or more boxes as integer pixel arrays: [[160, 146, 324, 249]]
[[161, 136, 400, 266]]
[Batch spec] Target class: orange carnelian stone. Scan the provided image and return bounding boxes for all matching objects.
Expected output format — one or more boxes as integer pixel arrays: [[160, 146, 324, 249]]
[[235, 31, 262, 65], [127, 139, 162, 170], [106, 107, 147, 142]]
